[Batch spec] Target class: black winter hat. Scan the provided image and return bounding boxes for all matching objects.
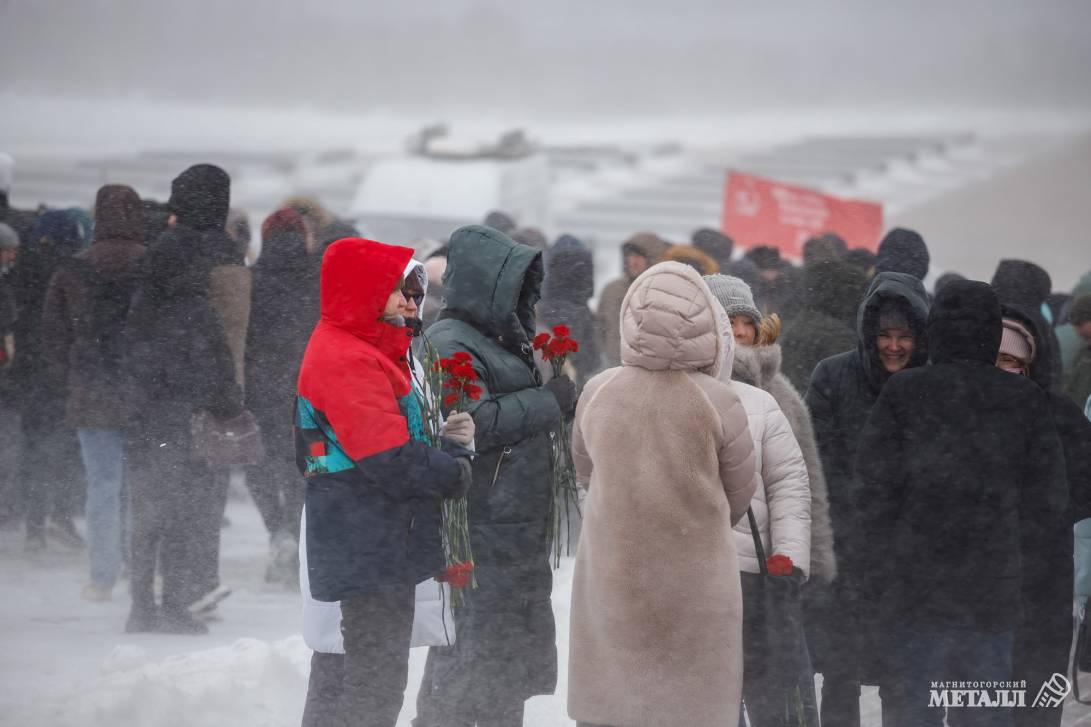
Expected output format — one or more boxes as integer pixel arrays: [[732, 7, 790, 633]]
[[875, 227, 930, 280], [169, 164, 231, 233], [745, 245, 781, 271]]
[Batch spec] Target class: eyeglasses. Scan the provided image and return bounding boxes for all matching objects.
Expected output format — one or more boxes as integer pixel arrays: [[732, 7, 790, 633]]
[[402, 287, 424, 307]]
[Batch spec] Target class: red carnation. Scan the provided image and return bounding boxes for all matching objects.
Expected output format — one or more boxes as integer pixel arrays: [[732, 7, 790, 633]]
[[766, 554, 795, 576]]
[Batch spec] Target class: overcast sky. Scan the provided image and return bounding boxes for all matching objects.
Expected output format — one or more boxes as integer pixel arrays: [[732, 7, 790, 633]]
[[2, 1, 1090, 118]]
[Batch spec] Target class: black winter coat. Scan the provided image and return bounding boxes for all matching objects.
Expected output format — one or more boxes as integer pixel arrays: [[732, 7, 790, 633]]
[[805, 272, 930, 586], [855, 281, 1068, 632], [124, 225, 242, 448], [780, 258, 867, 392], [1001, 304, 1091, 722], [244, 226, 319, 456], [424, 224, 560, 705]]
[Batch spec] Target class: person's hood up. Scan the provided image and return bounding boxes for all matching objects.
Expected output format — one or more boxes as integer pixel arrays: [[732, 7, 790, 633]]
[[321, 237, 414, 351], [620, 232, 670, 278], [927, 280, 1002, 366], [93, 185, 144, 243], [664, 245, 720, 276], [404, 257, 428, 337], [855, 271, 930, 390], [258, 207, 309, 270], [29, 209, 84, 257], [803, 257, 867, 320], [1070, 270, 1091, 300], [620, 261, 724, 378], [875, 227, 930, 280], [441, 224, 543, 346], [990, 259, 1052, 312], [999, 302, 1055, 391], [169, 164, 230, 233], [692, 228, 734, 269], [543, 234, 593, 303]]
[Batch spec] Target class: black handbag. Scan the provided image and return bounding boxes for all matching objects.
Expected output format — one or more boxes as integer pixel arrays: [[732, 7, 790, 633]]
[[740, 507, 807, 722], [190, 409, 265, 466]]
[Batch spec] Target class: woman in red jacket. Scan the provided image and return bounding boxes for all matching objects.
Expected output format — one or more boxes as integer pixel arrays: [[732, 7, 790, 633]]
[[296, 237, 472, 726]]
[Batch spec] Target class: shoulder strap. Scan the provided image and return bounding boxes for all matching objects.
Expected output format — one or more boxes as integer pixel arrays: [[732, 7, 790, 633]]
[[747, 507, 768, 575]]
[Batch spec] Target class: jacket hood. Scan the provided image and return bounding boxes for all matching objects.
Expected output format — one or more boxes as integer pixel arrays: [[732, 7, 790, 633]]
[[664, 245, 720, 276], [927, 280, 1002, 366], [258, 208, 309, 270], [998, 303, 1056, 391], [620, 261, 724, 377], [321, 237, 414, 347], [991, 259, 1052, 311], [875, 227, 930, 280], [856, 271, 930, 389], [441, 224, 543, 346], [620, 232, 670, 280], [691, 228, 735, 269], [93, 185, 144, 242], [803, 258, 867, 320], [731, 343, 783, 389], [543, 235, 593, 303], [1072, 270, 1091, 299]]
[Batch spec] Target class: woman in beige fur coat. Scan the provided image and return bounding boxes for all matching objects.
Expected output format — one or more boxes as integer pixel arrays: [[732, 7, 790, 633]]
[[568, 261, 757, 727]]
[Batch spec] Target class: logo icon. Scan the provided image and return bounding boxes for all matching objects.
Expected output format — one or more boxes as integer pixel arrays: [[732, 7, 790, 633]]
[[1033, 674, 1072, 708]]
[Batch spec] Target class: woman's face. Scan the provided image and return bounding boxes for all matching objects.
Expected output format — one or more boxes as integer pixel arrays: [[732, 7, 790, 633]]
[[730, 315, 758, 346], [383, 288, 408, 318], [996, 352, 1028, 376], [402, 279, 424, 320], [877, 327, 915, 373]]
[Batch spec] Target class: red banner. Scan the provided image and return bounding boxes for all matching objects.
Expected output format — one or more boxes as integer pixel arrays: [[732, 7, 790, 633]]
[[722, 171, 883, 258]]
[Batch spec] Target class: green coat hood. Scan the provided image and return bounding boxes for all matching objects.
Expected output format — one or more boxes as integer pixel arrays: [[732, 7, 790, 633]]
[[441, 225, 544, 346]]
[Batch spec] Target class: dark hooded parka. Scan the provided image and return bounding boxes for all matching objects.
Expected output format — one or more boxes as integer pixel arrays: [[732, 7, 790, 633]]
[[538, 235, 602, 390], [805, 272, 930, 585], [999, 304, 1091, 727], [854, 282, 1067, 635], [42, 185, 146, 429], [419, 224, 560, 715], [992, 259, 1063, 393], [780, 257, 868, 392], [246, 207, 319, 433]]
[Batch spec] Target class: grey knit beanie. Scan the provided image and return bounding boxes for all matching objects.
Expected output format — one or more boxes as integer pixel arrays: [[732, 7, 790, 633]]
[[0, 223, 18, 250], [704, 274, 761, 323]]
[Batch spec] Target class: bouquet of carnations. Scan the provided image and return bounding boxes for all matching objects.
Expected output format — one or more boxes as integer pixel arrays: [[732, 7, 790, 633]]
[[418, 342, 480, 603], [533, 324, 582, 567]]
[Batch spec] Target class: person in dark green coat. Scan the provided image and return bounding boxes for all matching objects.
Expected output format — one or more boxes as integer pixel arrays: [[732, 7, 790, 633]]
[[415, 224, 576, 727]]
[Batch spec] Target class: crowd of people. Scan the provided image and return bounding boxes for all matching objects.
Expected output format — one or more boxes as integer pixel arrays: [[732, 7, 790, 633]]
[[2, 148, 1091, 727]]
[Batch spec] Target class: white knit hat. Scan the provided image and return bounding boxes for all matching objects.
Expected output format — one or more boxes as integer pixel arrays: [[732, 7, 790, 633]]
[[703, 274, 761, 323], [1000, 318, 1036, 364], [0, 153, 12, 194], [0, 223, 17, 250]]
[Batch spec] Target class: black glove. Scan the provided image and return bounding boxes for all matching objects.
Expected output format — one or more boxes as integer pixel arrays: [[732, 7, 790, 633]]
[[546, 375, 577, 416]]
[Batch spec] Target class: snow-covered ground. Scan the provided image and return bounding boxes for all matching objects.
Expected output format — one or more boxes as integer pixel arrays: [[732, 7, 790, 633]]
[[4, 487, 1090, 726]]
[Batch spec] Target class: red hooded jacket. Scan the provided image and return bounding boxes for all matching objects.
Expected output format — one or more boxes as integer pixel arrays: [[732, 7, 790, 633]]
[[296, 237, 462, 602]]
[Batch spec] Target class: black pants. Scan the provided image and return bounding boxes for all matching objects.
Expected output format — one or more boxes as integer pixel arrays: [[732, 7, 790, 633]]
[[21, 411, 81, 535], [179, 467, 228, 606], [301, 652, 344, 727], [246, 455, 304, 537], [338, 586, 416, 727], [129, 437, 214, 616]]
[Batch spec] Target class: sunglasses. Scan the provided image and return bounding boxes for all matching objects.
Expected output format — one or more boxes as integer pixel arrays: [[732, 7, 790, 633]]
[[402, 286, 425, 307]]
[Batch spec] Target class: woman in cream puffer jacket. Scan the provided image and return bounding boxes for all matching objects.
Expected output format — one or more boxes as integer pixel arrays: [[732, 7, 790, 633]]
[[721, 317, 812, 577]]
